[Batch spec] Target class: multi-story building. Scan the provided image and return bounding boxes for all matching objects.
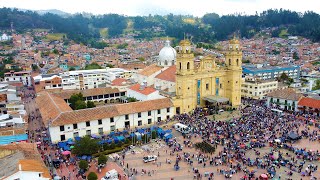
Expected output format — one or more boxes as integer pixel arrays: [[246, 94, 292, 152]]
[[3, 71, 32, 86], [174, 38, 242, 113], [34, 68, 132, 91], [266, 88, 303, 111], [242, 64, 300, 80], [36, 91, 174, 143], [241, 76, 278, 99]]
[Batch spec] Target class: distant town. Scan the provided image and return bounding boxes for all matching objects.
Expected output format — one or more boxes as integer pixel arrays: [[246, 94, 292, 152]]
[[0, 8, 319, 180]]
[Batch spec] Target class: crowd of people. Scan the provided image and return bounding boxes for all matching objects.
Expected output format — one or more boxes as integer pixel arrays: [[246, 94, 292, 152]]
[[172, 98, 319, 179]]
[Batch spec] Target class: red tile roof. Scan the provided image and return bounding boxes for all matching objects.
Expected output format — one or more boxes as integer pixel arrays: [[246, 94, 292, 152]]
[[111, 78, 127, 86], [129, 84, 156, 95], [266, 88, 303, 101], [298, 97, 320, 109], [51, 98, 173, 126], [138, 64, 162, 76], [155, 65, 176, 82]]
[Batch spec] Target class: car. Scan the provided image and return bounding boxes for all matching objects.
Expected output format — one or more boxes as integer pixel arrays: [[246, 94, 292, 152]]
[[218, 109, 224, 113], [143, 155, 158, 163]]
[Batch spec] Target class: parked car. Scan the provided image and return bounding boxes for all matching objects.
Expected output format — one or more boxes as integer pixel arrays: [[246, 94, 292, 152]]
[[143, 155, 157, 163]]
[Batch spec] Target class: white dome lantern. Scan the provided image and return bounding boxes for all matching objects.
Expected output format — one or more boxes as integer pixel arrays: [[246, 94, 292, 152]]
[[158, 39, 176, 67]]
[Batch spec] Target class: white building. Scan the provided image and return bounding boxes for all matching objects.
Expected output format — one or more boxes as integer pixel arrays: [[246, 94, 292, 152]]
[[158, 39, 176, 67], [35, 91, 174, 143], [241, 76, 278, 99], [127, 83, 165, 101], [3, 71, 32, 86], [266, 88, 303, 111], [154, 65, 176, 93], [0, 33, 11, 41], [131, 64, 163, 86], [61, 68, 132, 90]]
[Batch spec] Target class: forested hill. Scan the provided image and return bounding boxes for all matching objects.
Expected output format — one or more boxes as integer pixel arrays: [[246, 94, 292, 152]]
[[0, 8, 320, 45]]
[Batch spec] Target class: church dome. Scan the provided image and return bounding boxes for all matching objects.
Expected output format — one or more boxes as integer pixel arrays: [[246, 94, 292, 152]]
[[158, 40, 176, 65]]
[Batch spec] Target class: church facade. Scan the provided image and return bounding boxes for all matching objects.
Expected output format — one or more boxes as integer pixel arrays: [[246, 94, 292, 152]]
[[173, 38, 242, 113]]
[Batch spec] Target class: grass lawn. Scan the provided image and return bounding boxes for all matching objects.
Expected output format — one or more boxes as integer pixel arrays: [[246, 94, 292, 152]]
[[279, 29, 289, 38], [44, 33, 66, 41]]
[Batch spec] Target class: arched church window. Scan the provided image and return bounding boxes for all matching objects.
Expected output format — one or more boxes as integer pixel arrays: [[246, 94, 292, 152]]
[[179, 62, 182, 70], [236, 59, 239, 66], [187, 62, 190, 70], [165, 60, 168, 66], [229, 59, 231, 66]]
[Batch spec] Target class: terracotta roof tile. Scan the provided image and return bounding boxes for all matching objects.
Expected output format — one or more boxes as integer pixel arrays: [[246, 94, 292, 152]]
[[36, 91, 72, 126], [155, 65, 176, 82], [129, 84, 156, 95], [18, 159, 51, 178], [266, 88, 303, 101], [111, 78, 127, 86], [51, 98, 172, 127], [298, 97, 320, 109], [137, 64, 162, 76], [53, 87, 121, 100]]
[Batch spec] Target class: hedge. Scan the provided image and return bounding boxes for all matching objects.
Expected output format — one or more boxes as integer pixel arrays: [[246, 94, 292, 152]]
[[93, 143, 131, 157]]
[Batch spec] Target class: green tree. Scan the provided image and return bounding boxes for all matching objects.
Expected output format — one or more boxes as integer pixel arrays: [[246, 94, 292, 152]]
[[31, 64, 39, 71], [85, 62, 102, 70], [279, 72, 289, 82], [87, 101, 96, 108], [88, 172, 98, 180], [151, 131, 158, 139], [52, 49, 59, 54], [75, 100, 87, 110], [79, 160, 88, 170], [72, 136, 99, 155], [106, 64, 114, 68], [293, 52, 299, 60], [69, 67, 76, 71], [312, 79, 320, 90], [98, 154, 108, 165], [69, 93, 84, 110]]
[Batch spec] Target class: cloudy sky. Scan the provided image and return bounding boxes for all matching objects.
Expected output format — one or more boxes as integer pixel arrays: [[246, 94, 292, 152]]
[[1, 0, 318, 16]]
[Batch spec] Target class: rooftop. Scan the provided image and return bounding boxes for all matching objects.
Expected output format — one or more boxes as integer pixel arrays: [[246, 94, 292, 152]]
[[266, 88, 303, 101], [155, 66, 176, 82], [298, 97, 320, 109], [129, 84, 156, 95], [52, 87, 121, 100], [137, 64, 162, 76], [50, 98, 172, 127]]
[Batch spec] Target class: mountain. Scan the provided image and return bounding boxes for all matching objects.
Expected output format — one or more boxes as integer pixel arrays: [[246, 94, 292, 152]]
[[35, 9, 71, 17], [0, 8, 319, 45]]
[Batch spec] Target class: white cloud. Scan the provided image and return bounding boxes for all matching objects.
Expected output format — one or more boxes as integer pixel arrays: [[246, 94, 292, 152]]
[[0, 0, 318, 16]]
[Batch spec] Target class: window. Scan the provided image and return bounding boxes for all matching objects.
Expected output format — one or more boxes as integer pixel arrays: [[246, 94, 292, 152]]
[[167, 108, 170, 113], [98, 119, 102, 125], [138, 120, 142, 126], [60, 135, 66, 141], [229, 59, 231, 66], [167, 115, 170, 120], [206, 83, 209, 90], [98, 127, 103, 135], [110, 117, 114, 123], [125, 114, 129, 120], [86, 130, 91, 136], [121, 92, 125, 96], [73, 132, 79, 138], [236, 59, 239, 66], [60, 126, 64, 132], [157, 109, 161, 114], [148, 119, 152, 124], [220, 84, 222, 89], [157, 117, 161, 122], [187, 62, 190, 69], [138, 112, 141, 118], [148, 111, 151, 116], [110, 125, 115, 132], [179, 62, 182, 70]]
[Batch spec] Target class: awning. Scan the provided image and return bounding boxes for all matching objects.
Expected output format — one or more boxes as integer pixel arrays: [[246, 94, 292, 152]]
[[203, 95, 229, 103]]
